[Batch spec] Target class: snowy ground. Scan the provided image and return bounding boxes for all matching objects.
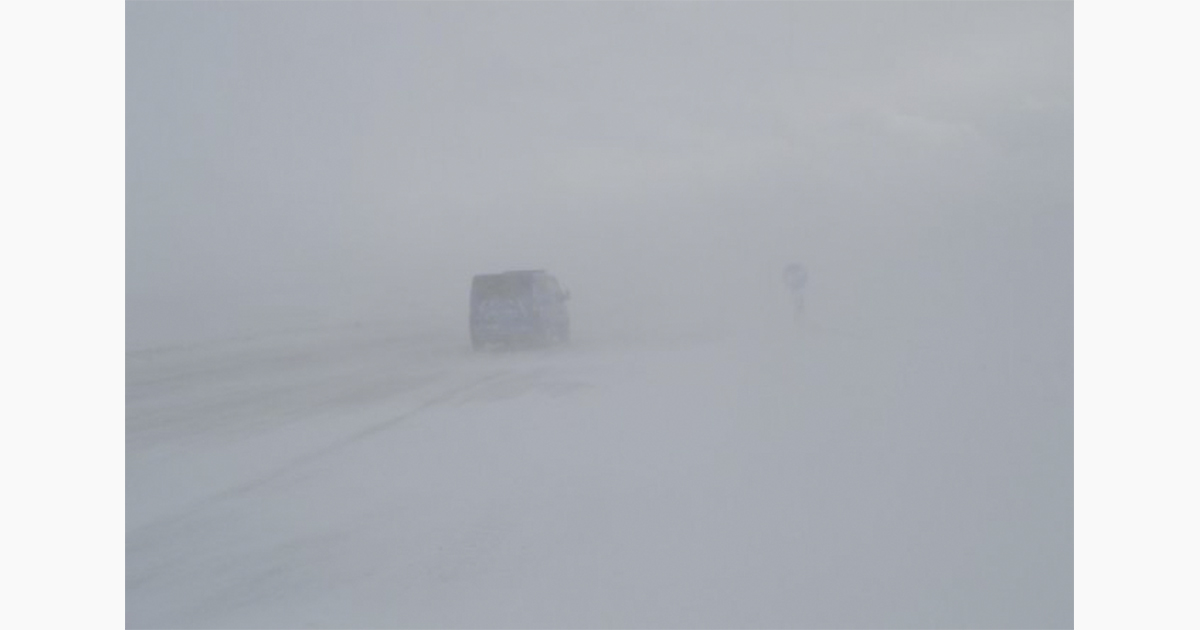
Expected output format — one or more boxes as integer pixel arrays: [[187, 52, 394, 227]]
[[127, 314, 1071, 628]]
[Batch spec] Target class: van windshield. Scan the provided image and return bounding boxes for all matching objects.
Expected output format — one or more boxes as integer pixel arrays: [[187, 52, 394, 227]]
[[473, 275, 533, 302]]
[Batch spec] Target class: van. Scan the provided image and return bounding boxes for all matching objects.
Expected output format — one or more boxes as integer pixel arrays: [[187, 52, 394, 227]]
[[469, 270, 570, 351]]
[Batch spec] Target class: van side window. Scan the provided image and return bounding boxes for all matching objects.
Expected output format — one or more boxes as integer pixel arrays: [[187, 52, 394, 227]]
[[537, 276, 556, 298]]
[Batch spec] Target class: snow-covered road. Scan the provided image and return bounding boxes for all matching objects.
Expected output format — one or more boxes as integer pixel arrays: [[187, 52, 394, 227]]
[[127, 318, 1071, 628]]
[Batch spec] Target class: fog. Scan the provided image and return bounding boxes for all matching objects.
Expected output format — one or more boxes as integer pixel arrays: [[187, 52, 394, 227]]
[[127, 2, 1072, 628], [127, 1, 1069, 349]]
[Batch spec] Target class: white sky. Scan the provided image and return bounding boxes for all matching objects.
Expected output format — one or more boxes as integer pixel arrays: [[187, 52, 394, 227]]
[[126, 1, 1071, 349]]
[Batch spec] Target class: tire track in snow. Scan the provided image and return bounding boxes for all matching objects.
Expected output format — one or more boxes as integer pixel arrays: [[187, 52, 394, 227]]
[[126, 366, 539, 554]]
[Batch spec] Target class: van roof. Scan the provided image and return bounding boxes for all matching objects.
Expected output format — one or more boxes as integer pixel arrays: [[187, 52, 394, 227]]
[[473, 270, 546, 279]]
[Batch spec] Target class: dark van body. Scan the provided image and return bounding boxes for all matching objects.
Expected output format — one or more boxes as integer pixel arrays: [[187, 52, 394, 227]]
[[470, 270, 570, 351]]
